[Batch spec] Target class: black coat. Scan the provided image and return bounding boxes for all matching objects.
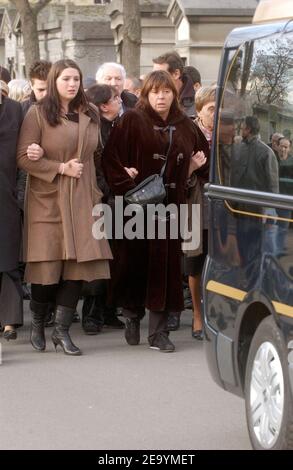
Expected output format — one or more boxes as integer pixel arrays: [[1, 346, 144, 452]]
[[121, 90, 138, 112], [21, 91, 36, 117], [180, 74, 196, 119], [0, 96, 23, 271]]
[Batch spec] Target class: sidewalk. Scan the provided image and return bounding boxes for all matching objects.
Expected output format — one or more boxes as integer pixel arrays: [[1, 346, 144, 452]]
[[0, 302, 251, 450]]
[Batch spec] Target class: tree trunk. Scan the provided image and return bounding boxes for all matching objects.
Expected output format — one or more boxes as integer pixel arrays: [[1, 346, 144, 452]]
[[122, 0, 141, 77], [10, 0, 52, 75], [20, 7, 39, 75]]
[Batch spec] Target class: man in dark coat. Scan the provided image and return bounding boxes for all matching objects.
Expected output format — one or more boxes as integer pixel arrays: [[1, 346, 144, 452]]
[[0, 93, 23, 338], [231, 115, 279, 256], [153, 51, 196, 118], [21, 60, 52, 117], [17, 60, 52, 304], [18, 61, 52, 214], [231, 116, 279, 195]]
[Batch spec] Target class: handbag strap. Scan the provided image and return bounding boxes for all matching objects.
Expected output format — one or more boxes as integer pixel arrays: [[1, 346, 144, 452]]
[[153, 125, 176, 177]]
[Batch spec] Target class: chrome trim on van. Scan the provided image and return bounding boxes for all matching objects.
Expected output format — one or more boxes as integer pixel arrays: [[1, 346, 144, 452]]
[[205, 184, 293, 212]]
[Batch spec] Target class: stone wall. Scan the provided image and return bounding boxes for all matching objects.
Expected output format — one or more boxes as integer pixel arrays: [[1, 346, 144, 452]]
[[0, 1, 116, 79], [107, 0, 175, 76], [0, 0, 259, 81], [167, 0, 257, 85]]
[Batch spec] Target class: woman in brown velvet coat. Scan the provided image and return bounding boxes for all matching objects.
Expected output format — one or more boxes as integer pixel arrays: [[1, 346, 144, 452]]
[[17, 60, 112, 356], [102, 70, 208, 352]]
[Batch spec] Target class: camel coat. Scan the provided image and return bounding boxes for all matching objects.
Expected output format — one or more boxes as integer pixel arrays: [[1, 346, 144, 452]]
[[17, 105, 112, 273]]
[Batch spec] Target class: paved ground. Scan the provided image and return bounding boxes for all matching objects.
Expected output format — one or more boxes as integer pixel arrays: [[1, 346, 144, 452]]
[[0, 302, 251, 450]]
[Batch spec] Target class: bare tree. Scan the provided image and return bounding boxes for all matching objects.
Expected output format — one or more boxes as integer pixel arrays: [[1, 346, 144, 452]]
[[250, 37, 293, 105], [122, 0, 141, 77], [9, 0, 52, 74]]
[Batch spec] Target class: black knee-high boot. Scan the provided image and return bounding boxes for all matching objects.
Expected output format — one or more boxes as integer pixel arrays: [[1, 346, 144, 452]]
[[30, 300, 51, 351], [52, 305, 81, 356]]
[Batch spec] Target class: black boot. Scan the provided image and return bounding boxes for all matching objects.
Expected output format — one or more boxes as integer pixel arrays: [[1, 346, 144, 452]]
[[52, 305, 82, 356], [167, 312, 181, 331], [103, 305, 125, 329], [82, 295, 104, 335], [30, 300, 50, 351], [122, 307, 145, 346], [125, 318, 140, 345]]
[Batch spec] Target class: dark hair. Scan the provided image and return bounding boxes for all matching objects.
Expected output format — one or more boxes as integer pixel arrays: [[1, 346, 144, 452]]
[[0, 65, 11, 84], [152, 51, 184, 75], [86, 84, 116, 108], [183, 66, 201, 86], [29, 60, 52, 82], [126, 76, 142, 89], [245, 115, 260, 136], [137, 70, 180, 115], [40, 59, 99, 126], [278, 136, 292, 145]]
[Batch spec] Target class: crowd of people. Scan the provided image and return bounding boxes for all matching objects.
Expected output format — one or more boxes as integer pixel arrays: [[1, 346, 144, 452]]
[[0, 51, 215, 355]]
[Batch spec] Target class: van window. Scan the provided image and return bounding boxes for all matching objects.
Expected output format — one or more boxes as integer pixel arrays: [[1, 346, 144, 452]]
[[218, 32, 293, 200]]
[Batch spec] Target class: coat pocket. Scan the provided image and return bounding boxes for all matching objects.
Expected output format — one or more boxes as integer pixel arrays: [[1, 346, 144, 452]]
[[28, 187, 61, 223]]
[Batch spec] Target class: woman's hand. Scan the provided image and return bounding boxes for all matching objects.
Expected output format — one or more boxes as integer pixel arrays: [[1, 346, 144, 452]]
[[62, 159, 84, 178], [188, 151, 207, 176], [27, 143, 44, 161], [124, 167, 138, 179]]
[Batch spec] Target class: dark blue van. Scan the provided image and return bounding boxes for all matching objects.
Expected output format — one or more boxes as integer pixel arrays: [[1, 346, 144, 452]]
[[203, 1, 293, 450]]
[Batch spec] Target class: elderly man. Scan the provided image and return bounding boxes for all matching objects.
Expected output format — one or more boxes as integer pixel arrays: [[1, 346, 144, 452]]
[[96, 62, 137, 113]]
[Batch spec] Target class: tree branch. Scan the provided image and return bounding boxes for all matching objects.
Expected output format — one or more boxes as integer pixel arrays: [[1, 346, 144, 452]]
[[9, 0, 52, 15], [32, 0, 52, 15], [10, 0, 31, 13]]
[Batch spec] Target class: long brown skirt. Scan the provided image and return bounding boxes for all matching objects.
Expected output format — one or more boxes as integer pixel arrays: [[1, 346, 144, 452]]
[[25, 259, 110, 285]]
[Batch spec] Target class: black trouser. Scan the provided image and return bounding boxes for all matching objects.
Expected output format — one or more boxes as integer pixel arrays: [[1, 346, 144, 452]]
[[122, 307, 168, 339], [0, 270, 23, 327], [82, 279, 117, 324], [31, 280, 83, 310], [148, 311, 168, 339]]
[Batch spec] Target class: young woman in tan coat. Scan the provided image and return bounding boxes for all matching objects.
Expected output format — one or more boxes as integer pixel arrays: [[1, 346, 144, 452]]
[[17, 60, 112, 356]]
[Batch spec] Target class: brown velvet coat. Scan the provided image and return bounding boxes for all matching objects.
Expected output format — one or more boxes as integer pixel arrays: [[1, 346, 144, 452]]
[[102, 105, 208, 312], [17, 105, 112, 265]]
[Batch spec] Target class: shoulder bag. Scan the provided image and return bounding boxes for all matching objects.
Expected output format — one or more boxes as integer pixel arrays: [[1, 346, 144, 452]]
[[124, 125, 175, 208]]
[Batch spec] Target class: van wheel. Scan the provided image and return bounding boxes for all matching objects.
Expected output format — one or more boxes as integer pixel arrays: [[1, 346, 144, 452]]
[[245, 316, 293, 449]]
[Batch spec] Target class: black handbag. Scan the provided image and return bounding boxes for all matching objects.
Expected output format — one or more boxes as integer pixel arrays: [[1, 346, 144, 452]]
[[124, 125, 175, 208]]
